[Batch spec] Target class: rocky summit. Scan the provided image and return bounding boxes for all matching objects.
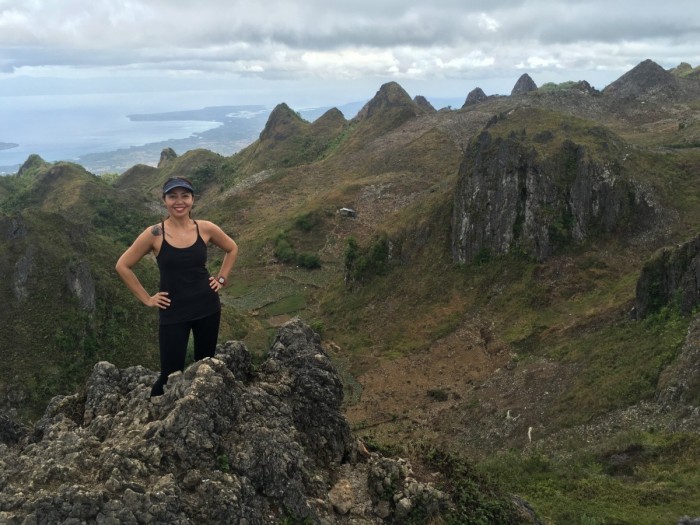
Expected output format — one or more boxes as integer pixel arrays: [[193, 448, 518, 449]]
[[0, 319, 452, 525]]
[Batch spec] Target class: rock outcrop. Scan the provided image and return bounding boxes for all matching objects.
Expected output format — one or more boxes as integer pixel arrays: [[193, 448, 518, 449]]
[[66, 261, 96, 311], [17, 154, 49, 177], [452, 125, 658, 262], [511, 74, 538, 96], [571, 80, 597, 94], [353, 82, 426, 122], [657, 315, 700, 408], [635, 235, 700, 319], [0, 319, 451, 524], [603, 59, 680, 100], [259, 103, 307, 142], [463, 87, 488, 107], [158, 147, 178, 168], [413, 95, 436, 113]]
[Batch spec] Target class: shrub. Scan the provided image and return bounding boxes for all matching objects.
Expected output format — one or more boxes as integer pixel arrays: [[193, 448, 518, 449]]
[[297, 252, 321, 269], [273, 232, 297, 263], [344, 234, 390, 285], [293, 211, 321, 232], [427, 388, 450, 402], [425, 449, 522, 525]]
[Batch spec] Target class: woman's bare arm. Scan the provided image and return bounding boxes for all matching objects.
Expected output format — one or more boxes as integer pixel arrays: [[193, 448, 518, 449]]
[[115, 226, 171, 309]]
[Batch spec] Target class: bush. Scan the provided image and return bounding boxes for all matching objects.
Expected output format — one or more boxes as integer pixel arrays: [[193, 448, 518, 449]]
[[293, 211, 321, 232], [424, 449, 523, 525], [273, 232, 297, 263], [427, 388, 450, 402], [344, 234, 390, 285], [297, 252, 321, 269]]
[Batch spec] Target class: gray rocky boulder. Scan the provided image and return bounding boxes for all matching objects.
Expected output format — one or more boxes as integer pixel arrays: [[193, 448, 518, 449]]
[[0, 318, 451, 524]]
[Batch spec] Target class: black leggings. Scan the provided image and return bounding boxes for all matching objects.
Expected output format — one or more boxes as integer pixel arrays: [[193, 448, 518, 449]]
[[151, 310, 221, 397]]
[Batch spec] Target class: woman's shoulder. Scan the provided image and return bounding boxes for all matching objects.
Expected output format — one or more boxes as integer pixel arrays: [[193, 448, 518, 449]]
[[127, 223, 163, 252], [195, 219, 219, 231], [147, 223, 164, 237]]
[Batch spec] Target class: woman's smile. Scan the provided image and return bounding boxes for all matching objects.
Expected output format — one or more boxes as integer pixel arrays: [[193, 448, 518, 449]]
[[164, 189, 194, 215]]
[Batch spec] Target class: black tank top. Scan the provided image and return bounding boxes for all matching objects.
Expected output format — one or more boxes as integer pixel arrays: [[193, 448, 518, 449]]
[[156, 220, 221, 325]]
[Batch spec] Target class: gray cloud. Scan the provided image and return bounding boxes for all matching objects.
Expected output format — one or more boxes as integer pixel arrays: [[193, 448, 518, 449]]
[[0, 0, 698, 98]]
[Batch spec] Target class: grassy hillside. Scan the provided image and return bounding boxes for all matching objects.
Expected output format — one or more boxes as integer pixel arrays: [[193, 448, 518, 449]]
[[0, 157, 248, 418]]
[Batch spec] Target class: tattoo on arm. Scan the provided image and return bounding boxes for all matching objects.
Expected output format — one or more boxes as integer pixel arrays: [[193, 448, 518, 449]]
[[151, 225, 162, 236]]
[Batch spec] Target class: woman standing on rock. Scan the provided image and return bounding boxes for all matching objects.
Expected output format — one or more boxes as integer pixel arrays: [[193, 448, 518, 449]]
[[115, 177, 238, 398]]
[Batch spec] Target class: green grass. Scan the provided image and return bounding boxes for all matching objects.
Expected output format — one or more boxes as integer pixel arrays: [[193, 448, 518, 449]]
[[463, 247, 687, 426], [261, 293, 307, 316], [477, 432, 700, 524], [547, 308, 687, 426]]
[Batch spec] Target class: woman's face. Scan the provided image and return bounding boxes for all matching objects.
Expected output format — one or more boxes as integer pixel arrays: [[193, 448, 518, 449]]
[[163, 188, 194, 218]]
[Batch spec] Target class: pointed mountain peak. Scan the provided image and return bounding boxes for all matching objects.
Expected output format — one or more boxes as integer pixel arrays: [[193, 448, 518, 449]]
[[158, 147, 178, 168], [463, 87, 488, 107], [413, 95, 437, 113], [18, 154, 49, 177], [312, 107, 347, 127], [354, 81, 420, 121], [511, 74, 538, 96], [259, 103, 307, 142], [603, 59, 678, 98]]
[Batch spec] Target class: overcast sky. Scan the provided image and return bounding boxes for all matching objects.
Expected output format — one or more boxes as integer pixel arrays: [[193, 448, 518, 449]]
[[1, 0, 699, 108]]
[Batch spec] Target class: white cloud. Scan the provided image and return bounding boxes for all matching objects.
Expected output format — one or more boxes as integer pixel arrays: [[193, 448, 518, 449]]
[[302, 49, 401, 79], [477, 13, 500, 32], [516, 56, 561, 69]]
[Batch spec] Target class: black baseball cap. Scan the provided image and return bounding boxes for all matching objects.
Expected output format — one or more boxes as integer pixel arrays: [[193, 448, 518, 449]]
[[162, 177, 195, 195]]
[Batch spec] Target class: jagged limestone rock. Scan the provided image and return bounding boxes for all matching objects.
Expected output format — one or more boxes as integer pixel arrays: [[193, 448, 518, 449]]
[[603, 58, 680, 100], [353, 81, 425, 122], [12, 246, 33, 302], [463, 87, 488, 107], [413, 95, 437, 113], [66, 260, 96, 311], [635, 235, 700, 318], [0, 318, 451, 524], [657, 316, 700, 408], [511, 73, 538, 96], [0, 215, 27, 242], [158, 147, 178, 168], [451, 129, 658, 262]]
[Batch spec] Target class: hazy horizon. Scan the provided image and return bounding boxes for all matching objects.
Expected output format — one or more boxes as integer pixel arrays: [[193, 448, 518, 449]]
[[0, 86, 469, 175]]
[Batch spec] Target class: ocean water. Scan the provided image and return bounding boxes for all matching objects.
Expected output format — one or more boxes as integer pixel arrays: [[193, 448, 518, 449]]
[[0, 91, 236, 172]]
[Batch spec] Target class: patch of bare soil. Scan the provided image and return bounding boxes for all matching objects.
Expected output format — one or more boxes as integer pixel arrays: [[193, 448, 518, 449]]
[[338, 320, 517, 453], [433, 358, 579, 457], [334, 311, 587, 459]]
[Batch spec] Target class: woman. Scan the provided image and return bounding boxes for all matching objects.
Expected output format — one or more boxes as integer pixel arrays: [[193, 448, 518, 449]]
[[115, 176, 238, 398]]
